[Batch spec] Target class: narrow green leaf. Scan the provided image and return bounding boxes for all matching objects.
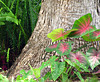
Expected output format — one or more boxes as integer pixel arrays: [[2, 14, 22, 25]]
[[6, 48, 10, 62], [74, 71, 84, 82]]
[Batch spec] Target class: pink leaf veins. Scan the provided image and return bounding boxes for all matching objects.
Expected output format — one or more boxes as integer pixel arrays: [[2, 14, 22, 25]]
[[70, 52, 86, 64], [59, 43, 69, 53], [49, 43, 58, 48], [74, 16, 93, 35]]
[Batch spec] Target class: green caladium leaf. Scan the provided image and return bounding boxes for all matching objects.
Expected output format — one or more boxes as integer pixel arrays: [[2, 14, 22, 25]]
[[69, 13, 97, 38], [86, 47, 100, 70], [51, 62, 65, 81], [40, 56, 58, 70], [56, 41, 73, 56], [47, 28, 78, 42]]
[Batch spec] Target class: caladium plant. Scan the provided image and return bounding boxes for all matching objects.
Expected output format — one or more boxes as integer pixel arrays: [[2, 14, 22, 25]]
[[44, 13, 100, 81], [46, 41, 73, 56], [69, 13, 97, 38], [47, 28, 78, 42], [86, 47, 100, 70], [70, 51, 86, 64], [56, 41, 73, 56]]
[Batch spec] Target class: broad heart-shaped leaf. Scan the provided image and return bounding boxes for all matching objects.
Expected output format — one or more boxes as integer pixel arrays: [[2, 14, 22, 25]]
[[45, 43, 58, 52], [56, 41, 73, 56], [51, 62, 65, 81], [47, 28, 78, 42], [86, 47, 100, 70], [69, 13, 97, 38], [40, 56, 58, 70]]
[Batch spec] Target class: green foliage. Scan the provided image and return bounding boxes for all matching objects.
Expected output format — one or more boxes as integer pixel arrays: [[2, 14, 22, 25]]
[[70, 13, 97, 38], [47, 28, 78, 42], [51, 62, 65, 81], [74, 71, 84, 82], [44, 13, 100, 81], [56, 41, 73, 56], [0, 74, 9, 82], [0, 0, 41, 70], [6, 48, 10, 62]]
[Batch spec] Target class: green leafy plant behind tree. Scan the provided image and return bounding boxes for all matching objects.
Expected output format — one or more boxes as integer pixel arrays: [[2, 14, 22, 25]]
[[0, 0, 41, 70]]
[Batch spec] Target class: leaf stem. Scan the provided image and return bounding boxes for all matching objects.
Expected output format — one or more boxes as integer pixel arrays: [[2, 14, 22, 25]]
[[0, 0, 13, 14]]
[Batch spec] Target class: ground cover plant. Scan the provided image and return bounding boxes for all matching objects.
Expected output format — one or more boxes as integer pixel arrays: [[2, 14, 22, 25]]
[[0, 13, 100, 82]]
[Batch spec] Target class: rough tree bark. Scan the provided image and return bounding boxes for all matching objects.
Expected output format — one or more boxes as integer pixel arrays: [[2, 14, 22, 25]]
[[7, 0, 100, 79]]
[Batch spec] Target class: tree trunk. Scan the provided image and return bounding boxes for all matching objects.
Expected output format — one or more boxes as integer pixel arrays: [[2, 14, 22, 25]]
[[7, 0, 100, 79]]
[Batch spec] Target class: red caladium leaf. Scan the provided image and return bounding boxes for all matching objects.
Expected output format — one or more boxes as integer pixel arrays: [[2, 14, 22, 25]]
[[69, 13, 96, 38], [59, 43, 69, 53], [86, 47, 100, 70], [70, 51, 86, 64], [47, 28, 78, 42], [89, 29, 100, 40], [45, 43, 58, 52], [56, 41, 73, 56]]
